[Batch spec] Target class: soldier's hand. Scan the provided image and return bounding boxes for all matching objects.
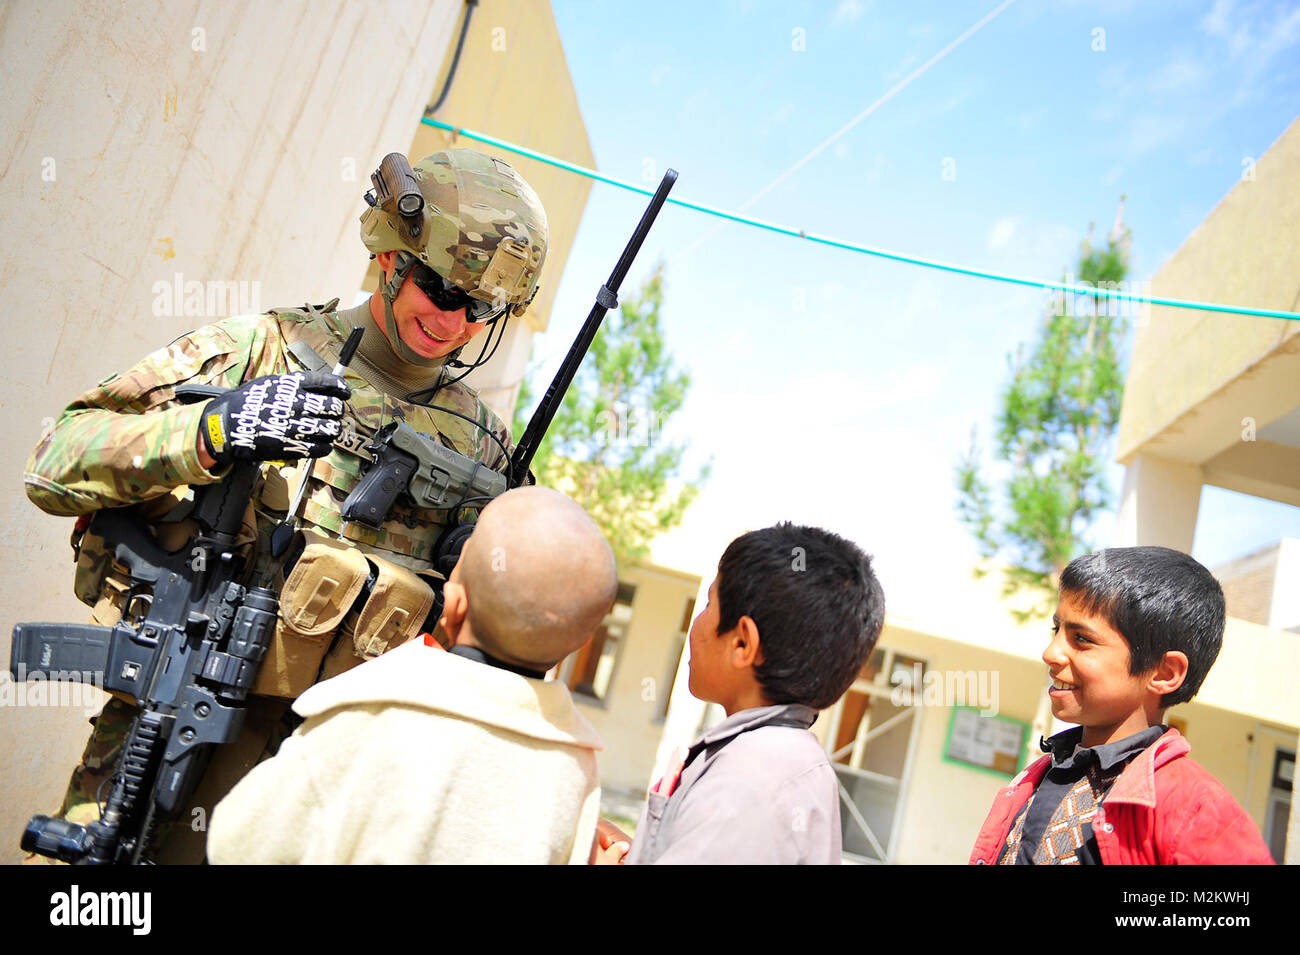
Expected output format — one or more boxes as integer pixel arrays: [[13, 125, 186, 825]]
[[199, 371, 351, 467]]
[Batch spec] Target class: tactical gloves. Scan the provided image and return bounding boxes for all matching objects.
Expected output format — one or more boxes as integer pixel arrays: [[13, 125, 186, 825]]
[[200, 371, 351, 467]]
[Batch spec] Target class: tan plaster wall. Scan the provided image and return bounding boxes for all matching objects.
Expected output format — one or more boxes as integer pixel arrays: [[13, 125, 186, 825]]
[[0, 0, 465, 864], [1118, 117, 1300, 464], [868, 624, 1047, 865]]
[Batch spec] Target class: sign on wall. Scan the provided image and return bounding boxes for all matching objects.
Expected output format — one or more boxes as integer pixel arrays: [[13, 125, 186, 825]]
[[943, 707, 1028, 777]]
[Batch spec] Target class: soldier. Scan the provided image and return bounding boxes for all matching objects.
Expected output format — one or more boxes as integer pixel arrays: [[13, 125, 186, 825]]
[[22, 148, 548, 863]]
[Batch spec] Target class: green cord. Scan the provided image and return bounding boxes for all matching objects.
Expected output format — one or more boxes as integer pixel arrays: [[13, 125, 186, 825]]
[[422, 117, 1300, 322]]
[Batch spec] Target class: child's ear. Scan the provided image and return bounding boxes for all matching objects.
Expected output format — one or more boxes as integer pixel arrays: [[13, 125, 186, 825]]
[[1148, 650, 1189, 698], [439, 580, 469, 645], [730, 615, 765, 669]]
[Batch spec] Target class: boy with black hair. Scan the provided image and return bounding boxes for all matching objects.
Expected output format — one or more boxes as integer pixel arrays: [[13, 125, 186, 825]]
[[970, 546, 1275, 865], [604, 523, 885, 865]]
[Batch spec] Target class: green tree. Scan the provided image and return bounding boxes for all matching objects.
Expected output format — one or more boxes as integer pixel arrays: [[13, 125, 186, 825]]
[[955, 207, 1132, 621], [513, 264, 708, 566]]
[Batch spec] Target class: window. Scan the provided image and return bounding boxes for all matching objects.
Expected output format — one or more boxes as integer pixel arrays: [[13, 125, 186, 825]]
[[822, 646, 926, 864], [1266, 748, 1294, 864], [559, 582, 635, 703]]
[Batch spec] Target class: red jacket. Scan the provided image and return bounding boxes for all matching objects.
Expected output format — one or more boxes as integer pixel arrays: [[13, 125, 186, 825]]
[[969, 728, 1275, 865]]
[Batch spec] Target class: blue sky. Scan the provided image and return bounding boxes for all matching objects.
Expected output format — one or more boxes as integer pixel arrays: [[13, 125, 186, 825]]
[[523, 0, 1300, 605]]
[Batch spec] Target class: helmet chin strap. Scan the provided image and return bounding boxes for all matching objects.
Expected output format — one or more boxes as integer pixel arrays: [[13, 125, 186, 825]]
[[380, 252, 444, 368], [375, 251, 514, 402]]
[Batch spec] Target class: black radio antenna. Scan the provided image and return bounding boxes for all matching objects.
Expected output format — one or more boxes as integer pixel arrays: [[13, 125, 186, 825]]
[[508, 169, 678, 488]]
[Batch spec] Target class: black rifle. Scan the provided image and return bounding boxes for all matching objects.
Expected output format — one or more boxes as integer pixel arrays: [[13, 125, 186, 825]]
[[11, 430, 274, 864]]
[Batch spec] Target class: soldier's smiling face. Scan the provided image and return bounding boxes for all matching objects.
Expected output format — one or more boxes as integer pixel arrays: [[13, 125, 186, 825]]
[[376, 251, 490, 360]]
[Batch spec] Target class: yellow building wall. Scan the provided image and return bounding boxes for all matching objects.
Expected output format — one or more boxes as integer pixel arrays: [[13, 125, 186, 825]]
[[1118, 116, 1300, 464], [864, 625, 1047, 865], [574, 562, 699, 794]]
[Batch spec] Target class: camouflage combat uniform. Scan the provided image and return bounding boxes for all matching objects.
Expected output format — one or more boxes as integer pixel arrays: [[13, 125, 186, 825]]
[[23, 147, 547, 864], [23, 302, 510, 863]]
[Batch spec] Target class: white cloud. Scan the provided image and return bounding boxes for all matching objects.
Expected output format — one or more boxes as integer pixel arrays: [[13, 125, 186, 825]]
[[1147, 55, 1207, 95], [983, 218, 1077, 262], [1257, 5, 1300, 63], [1199, 0, 1300, 65], [1199, 0, 1234, 37], [834, 0, 865, 24], [781, 364, 947, 417], [987, 217, 1018, 252], [1121, 112, 1188, 157], [883, 53, 918, 83], [861, 153, 887, 185]]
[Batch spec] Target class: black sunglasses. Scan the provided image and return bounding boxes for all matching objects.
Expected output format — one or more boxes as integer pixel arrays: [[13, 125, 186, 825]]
[[409, 262, 506, 323]]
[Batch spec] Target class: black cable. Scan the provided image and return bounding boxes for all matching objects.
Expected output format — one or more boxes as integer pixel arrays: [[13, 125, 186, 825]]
[[436, 309, 511, 390], [444, 459, 488, 515], [96, 772, 114, 818], [403, 312, 505, 404], [402, 400, 511, 467], [425, 0, 478, 117]]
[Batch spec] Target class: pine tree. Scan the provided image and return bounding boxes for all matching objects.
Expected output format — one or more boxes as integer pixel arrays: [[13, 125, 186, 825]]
[[955, 202, 1132, 621]]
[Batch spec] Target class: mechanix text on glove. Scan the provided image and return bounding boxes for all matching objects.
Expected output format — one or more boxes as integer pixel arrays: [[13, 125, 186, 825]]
[[201, 371, 351, 466]]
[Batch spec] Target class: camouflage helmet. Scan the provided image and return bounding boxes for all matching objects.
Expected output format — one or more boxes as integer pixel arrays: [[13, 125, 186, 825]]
[[360, 149, 548, 316]]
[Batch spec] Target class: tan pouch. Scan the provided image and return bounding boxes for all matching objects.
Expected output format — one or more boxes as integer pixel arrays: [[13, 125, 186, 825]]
[[345, 557, 435, 659], [73, 525, 115, 608], [252, 532, 370, 699]]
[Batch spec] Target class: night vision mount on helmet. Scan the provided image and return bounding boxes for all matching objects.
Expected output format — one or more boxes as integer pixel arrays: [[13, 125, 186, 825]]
[[360, 149, 549, 378]]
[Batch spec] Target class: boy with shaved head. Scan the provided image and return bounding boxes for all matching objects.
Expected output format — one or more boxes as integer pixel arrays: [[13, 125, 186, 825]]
[[207, 486, 616, 864]]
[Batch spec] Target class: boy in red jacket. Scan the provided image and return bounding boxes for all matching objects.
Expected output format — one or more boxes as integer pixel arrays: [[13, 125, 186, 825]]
[[970, 546, 1274, 865]]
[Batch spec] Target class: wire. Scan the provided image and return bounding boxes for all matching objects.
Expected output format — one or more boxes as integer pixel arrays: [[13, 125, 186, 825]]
[[438, 310, 511, 390], [420, 116, 1300, 323], [399, 394, 512, 467], [425, 0, 478, 117]]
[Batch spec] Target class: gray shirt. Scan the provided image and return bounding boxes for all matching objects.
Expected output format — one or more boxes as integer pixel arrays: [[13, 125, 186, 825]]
[[626, 704, 842, 865]]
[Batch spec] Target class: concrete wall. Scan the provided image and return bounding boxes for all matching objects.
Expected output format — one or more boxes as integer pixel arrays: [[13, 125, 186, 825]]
[[1271, 538, 1300, 631], [0, 0, 465, 864], [874, 625, 1047, 865], [1117, 116, 1300, 466]]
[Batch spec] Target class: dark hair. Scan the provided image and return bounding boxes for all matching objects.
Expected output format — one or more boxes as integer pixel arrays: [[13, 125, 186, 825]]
[[1058, 546, 1225, 707], [716, 523, 885, 711]]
